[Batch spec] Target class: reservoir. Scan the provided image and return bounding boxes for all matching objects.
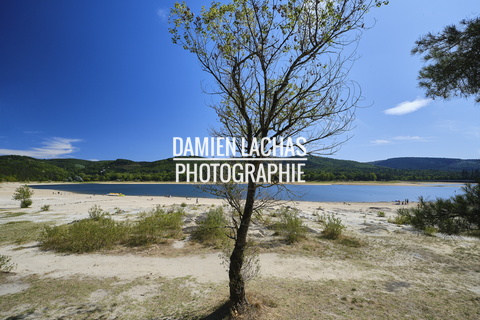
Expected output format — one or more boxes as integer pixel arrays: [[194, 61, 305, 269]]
[[30, 183, 466, 203]]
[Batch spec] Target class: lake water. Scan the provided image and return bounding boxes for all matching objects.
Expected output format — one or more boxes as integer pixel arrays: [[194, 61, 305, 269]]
[[30, 183, 467, 203]]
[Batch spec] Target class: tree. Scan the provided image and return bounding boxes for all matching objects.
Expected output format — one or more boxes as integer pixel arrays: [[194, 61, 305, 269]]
[[12, 184, 34, 208], [170, 0, 387, 314], [412, 17, 480, 103]]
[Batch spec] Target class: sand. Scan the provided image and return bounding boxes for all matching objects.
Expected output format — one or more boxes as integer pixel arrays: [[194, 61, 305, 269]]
[[1, 182, 479, 319]]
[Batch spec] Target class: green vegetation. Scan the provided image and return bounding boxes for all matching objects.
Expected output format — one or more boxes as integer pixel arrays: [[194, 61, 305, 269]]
[[40, 204, 50, 212], [274, 207, 307, 244], [12, 184, 34, 208], [191, 206, 229, 247], [388, 208, 412, 225], [391, 183, 480, 235], [40, 216, 125, 253], [377, 211, 386, 217], [39, 205, 185, 253], [88, 204, 108, 220], [412, 17, 480, 103], [320, 214, 346, 240], [2, 155, 479, 182], [126, 205, 184, 246]]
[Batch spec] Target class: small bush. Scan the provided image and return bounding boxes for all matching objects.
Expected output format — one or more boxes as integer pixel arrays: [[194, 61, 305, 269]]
[[39, 205, 186, 253], [388, 208, 413, 225], [180, 202, 187, 207], [321, 214, 345, 240], [13, 185, 34, 208], [88, 205, 107, 220], [274, 207, 306, 244], [39, 216, 126, 253], [20, 199, 33, 208], [41, 205, 51, 212], [0, 255, 16, 273], [377, 211, 386, 217], [192, 206, 229, 247], [125, 206, 184, 246]]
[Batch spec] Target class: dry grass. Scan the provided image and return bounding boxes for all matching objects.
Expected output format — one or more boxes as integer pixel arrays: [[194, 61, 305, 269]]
[[0, 220, 50, 245], [1, 203, 479, 319]]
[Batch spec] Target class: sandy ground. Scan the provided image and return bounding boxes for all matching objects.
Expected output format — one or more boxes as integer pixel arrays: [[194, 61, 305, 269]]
[[0, 182, 407, 280], [1, 182, 479, 319]]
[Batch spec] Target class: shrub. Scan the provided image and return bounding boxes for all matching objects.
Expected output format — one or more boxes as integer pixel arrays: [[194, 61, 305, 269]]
[[126, 206, 184, 246], [192, 206, 229, 247], [388, 208, 413, 225], [0, 255, 16, 273], [39, 205, 186, 253], [39, 216, 126, 253], [387, 183, 480, 235], [12, 185, 34, 208], [377, 211, 386, 217], [41, 204, 51, 212], [20, 199, 33, 208], [88, 205, 107, 220], [180, 202, 187, 207], [321, 214, 345, 240], [274, 207, 306, 244]]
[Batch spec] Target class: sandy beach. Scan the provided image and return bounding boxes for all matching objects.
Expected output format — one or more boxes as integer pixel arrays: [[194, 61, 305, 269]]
[[1, 182, 479, 319]]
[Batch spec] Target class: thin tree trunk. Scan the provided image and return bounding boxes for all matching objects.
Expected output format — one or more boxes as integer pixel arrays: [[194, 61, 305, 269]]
[[229, 180, 256, 313]]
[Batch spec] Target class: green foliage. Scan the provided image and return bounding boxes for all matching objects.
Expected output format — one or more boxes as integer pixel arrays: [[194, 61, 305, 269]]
[[0, 255, 16, 273], [2, 155, 479, 182], [391, 183, 480, 235], [12, 185, 34, 208], [88, 205, 108, 220], [412, 17, 480, 103], [40, 216, 125, 253], [274, 207, 306, 244], [388, 208, 413, 225], [40, 204, 51, 212], [192, 206, 229, 247], [321, 214, 346, 240], [126, 206, 184, 246], [39, 205, 185, 253], [377, 211, 386, 217], [20, 199, 32, 208]]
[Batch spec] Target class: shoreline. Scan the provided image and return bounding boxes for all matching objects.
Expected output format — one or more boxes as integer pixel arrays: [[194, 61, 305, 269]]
[[6, 180, 467, 187]]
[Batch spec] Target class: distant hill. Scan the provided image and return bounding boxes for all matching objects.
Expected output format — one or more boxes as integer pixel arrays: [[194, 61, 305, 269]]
[[0, 155, 479, 182], [370, 157, 480, 171]]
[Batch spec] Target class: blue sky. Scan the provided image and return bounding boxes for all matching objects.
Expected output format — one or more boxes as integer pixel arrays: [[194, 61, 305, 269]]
[[0, 0, 479, 163]]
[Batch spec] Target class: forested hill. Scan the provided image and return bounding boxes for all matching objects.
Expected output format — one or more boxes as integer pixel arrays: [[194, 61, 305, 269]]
[[370, 157, 480, 171], [0, 155, 479, 182]]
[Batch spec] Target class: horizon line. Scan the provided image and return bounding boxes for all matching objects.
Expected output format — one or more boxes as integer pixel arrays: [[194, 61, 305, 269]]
[[173, 157, 308, 161]]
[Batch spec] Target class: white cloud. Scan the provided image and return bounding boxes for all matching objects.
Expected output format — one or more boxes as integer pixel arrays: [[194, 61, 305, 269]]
[[0, 137, 82, 158], [371, 139, 391, 145], [384, 98, 432, 115], [392, 136, 430, 142]]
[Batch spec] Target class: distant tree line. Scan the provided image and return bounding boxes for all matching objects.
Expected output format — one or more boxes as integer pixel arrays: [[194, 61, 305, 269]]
[[0, 155, 479, 183]]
